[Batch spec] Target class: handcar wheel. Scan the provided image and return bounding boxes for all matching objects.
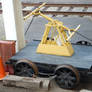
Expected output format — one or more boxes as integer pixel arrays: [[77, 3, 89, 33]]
[[55, 65, 80, 89], [14, 59, 38, 77]]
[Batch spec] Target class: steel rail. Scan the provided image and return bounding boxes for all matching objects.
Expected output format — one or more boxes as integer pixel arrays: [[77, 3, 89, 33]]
[[23, 10, 92, 16], [1, 9, 92, 16], [0, 2, 92, 7], [22, 3, 92, 7]]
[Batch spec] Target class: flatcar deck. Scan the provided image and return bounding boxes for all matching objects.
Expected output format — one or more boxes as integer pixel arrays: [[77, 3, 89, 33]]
[[10, 41, 92, 69]]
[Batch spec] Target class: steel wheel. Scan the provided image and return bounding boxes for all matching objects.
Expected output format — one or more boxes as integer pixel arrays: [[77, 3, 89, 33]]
[[14, 59, 38, 77], [55, 65, 80, 89]]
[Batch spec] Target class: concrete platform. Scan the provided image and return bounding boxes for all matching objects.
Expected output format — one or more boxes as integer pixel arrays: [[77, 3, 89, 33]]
[[0, 78, 92, 92]]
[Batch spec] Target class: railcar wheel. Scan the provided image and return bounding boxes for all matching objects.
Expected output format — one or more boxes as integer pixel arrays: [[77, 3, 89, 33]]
[[55, 65, 80, 89], [14, 59, 38, 77]]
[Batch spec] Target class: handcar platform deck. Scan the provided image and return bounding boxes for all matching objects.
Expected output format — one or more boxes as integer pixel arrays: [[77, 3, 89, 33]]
[[10, 41, 92, 69]]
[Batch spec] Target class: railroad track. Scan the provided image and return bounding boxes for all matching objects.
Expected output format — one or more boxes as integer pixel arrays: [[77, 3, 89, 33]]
[[1, 3, 92, 16], [23, 3, 92, 16], [22, 3, 92, 7], [23, 10, 92, 16]]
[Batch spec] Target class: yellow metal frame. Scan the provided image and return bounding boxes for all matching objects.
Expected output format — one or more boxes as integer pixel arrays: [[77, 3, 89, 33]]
[[24, 3, 80, 56]]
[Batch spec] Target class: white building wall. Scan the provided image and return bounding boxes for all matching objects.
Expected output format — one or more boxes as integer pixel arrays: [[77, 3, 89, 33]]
[[2, 0, 25, 51]]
